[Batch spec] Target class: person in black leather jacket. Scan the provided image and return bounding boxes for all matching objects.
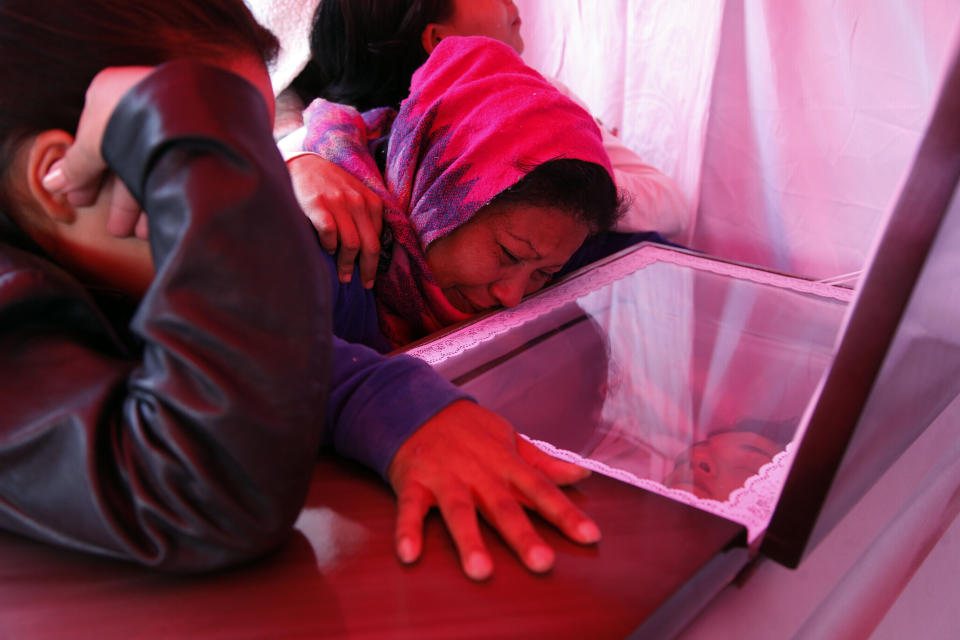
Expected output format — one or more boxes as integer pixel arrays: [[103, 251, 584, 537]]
[[0, 0, 599, 581]]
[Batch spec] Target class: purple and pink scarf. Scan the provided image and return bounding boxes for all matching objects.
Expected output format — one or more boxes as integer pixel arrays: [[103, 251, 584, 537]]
[[303, 35, 612, 346]]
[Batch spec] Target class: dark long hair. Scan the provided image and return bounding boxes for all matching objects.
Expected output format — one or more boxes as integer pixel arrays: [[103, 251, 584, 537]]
[[290, 0, 453, 112], [490, 159, 626, 235], [0, 0, 279, 218]]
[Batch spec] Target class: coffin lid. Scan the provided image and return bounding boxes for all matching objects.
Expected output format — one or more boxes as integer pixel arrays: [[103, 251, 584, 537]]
[[761, 41, 960, 566]]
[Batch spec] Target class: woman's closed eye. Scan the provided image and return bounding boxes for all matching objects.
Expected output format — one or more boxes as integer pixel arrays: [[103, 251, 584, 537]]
[[499, 244, 520, 265]]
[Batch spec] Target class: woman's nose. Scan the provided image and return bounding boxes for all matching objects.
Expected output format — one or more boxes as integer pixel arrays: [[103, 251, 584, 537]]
[[489, 277, 526, 308]]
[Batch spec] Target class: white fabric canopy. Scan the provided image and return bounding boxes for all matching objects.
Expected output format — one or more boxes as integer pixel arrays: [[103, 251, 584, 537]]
[[516, 0, 724, 246], [518, 0, 960, 278]]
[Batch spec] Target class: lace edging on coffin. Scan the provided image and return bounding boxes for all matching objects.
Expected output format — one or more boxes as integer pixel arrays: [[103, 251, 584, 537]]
[[525, 435, 797, 544]]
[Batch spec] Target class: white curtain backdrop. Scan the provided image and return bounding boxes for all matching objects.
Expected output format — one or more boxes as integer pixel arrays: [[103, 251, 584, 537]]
[[696, 0, 960, 279], [516, 0, 725, 244], [518, 0, 959, 278]]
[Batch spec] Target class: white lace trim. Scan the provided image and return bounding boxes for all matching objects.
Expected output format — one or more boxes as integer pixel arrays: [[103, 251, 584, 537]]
[[406, 246, 854, 365], [526, 435, 798, 544]]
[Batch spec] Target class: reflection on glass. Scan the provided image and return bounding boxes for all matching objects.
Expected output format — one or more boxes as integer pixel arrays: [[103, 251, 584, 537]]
[[443, 255, 849, 502]]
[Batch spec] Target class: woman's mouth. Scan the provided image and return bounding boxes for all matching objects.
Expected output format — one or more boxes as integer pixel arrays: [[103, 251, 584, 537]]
[[446, 287, 483, 314]]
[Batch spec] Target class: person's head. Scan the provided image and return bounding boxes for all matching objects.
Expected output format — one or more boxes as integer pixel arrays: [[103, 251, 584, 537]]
[[0, 0, 279, 297], [420, 0, 523, 56], [391, 36, 620, 315], [292, 0, 523, 111], [328, 35, 620, 345], [664, 431, 783, 501], [425, 159, 620, 312]]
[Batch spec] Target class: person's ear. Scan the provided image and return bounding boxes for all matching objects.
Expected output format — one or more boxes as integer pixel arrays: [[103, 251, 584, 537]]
[[23, 130, 78, 225], [421, 23, 452, 55]]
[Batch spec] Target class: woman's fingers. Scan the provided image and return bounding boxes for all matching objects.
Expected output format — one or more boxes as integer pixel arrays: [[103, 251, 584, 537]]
[[357, 193, 383, 288], [387, 401, 600, 581], [516, 435, 591, 486], [44, 67, 153, 202], [394, 471, 497, 581], [106, 178, 144, 237], [306, 208, 339, 253], [134, 212, 149, 240], [475, 485, 555, 573], [328, 192, 362, 283], [508, 456, 601, 547], [286, 154, 384, 288], [434, 482, 494, 581], [394, 481, 432, 565], [329, 189, 381, 287], [43, 159, 103, 208]]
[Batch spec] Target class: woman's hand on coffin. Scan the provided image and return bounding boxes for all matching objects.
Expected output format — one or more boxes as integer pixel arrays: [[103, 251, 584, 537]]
[[41, 67, 151, 239], [663, 431, 782, 500], [387, 399, 600, 581], [287, 153, 383, 289]]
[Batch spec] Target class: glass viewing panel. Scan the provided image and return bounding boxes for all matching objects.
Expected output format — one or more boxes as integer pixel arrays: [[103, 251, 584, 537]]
[[408, 245, 853, 539]]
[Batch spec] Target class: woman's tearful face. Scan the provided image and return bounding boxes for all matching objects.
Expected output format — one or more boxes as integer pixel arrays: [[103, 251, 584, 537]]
[[425, 202, 587, 313]]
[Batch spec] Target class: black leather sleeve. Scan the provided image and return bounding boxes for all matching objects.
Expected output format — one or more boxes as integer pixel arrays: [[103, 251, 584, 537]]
[[0, 61, 333, 572]]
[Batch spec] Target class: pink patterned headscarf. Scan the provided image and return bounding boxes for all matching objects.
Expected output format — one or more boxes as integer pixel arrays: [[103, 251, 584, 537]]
[[303, 36, 612, 346]]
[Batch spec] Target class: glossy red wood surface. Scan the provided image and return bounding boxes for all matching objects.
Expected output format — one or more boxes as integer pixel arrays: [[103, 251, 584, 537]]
[[0, 456, 745, 639]]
